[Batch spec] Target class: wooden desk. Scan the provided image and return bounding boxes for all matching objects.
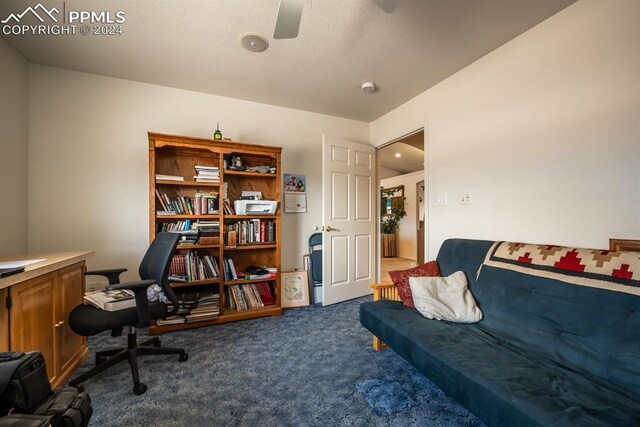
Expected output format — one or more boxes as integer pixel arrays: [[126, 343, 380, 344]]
[[0, 251, 94, 387]]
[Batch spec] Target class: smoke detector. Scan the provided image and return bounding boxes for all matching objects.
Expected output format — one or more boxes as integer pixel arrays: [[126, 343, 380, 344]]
[[361, 81, 376, 93], [240, 32, 269, 53]]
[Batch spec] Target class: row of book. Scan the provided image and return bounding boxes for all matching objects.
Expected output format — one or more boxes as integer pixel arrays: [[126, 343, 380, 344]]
[[155, 190, 219, 215], [156, 292, 220, 325], [226, 282, 276, 311], [169, 252, 219, 282], [226, 220, 275, 246]]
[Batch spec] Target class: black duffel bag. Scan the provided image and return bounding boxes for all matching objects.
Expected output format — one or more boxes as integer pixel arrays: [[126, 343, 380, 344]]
[[33, 386, 92, 427], [0, 414, 53, 426], [0, 352, 51, 416]]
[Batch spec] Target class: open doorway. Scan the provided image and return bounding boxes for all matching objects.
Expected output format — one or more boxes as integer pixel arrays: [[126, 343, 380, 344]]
[[377, 130, 425, 284]]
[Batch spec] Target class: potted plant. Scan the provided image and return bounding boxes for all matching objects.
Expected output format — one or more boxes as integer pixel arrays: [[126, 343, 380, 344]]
[[381, 188, 406, 257]]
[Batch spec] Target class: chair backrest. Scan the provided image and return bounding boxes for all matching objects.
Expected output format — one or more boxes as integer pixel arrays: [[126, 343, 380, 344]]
[[138, 232, 180, 315], [308, 233, 323, 284], [309, 232, 322, 248]]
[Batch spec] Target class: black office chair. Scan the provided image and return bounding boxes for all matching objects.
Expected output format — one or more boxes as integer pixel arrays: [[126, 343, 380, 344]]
[[68, 232, 187, 395]]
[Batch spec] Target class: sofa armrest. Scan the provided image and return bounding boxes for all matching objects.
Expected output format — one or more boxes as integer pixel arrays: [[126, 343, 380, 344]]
[[369, 283, 399, 351], [371, 283, 399, 302]]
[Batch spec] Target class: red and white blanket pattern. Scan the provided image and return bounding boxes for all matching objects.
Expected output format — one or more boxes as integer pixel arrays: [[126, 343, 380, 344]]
[[480, 241, 640, 296]]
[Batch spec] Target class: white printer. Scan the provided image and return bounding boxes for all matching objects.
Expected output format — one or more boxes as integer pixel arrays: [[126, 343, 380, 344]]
[[234, 200, 278, 215]]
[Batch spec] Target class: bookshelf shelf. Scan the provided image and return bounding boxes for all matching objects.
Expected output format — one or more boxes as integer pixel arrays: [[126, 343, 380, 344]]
[[219, 306, 282, 322], [156, 180, 220, 187], [170, 278, 220, 288], [156, 214, 220, 220], [148, 132, 282, 335], [223, 170, 277, 178], [223, 215, 277, 220], [150, 304, 283, 334], [224, 278, 278, 286], [176, 244, 220, 250], [224, 244, 277, 251]]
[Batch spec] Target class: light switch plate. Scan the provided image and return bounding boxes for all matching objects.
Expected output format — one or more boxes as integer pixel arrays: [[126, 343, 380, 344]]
[[436, 193, 448, 206], [459, 191, 472, 205]]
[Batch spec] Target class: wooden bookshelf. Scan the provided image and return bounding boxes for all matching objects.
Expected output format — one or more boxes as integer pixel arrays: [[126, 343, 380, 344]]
[[148, 132, 282, 335]]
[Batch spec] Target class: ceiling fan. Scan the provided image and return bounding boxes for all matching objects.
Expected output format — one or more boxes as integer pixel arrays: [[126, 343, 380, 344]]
[[273, 0, 400, 39]]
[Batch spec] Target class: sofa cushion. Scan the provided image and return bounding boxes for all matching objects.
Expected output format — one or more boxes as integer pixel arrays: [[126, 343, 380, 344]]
[[360, 300, 640, 427], [473, 264, 640, 400], [409, 272, 482, 323], [388, 261, 440, 308]]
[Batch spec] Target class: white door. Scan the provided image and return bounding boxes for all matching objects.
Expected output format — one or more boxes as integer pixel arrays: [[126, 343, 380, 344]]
[[322, 135, 376, 305]]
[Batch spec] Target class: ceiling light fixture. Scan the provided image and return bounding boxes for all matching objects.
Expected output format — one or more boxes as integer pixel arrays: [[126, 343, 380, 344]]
[[361, 81, 376, 93], [239, 32, 269, 53], [395, 153, 401, 158]]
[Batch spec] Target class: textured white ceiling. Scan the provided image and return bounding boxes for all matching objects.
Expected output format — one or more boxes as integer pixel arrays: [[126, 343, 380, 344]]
[[379, 141, 424, 174], [0, 0, 576, 121]]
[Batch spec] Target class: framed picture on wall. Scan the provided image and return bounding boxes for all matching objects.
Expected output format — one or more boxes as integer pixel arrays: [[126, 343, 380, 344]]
[[281, 270, 310, 308]]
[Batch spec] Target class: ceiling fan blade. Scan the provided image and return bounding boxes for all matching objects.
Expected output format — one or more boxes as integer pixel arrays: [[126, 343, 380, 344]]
[[273, 0, 304, 39], [372, 0, 399, 14]]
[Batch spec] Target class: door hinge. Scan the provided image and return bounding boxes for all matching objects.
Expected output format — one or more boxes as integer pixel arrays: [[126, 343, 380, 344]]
[[5, 294, 11, 309]]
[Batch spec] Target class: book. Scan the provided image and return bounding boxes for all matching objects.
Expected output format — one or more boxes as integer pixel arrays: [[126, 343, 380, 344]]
[[156, 174, 184, 181], [84, 289, 136, 311]]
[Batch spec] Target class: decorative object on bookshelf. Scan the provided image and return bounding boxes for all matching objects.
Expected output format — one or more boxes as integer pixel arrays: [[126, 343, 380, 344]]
[[281, 270, 310, 308], [149, 132, 282, 334], [214, 122, 222, 140]]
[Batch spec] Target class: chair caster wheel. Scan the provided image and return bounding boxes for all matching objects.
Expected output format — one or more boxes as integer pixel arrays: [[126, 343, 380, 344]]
[[179, 353, 188, 362], [133, 382, 147, 395]]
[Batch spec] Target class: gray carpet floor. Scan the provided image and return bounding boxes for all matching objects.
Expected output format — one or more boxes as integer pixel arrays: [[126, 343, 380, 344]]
[[75, 296, 483, 426]]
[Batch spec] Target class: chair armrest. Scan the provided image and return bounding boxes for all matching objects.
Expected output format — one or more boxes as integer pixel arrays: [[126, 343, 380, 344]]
[[85, 268, 128, 285], [106, 279, 155, 291], [106, 279, 156, 327], [370, 283, 399, 302]]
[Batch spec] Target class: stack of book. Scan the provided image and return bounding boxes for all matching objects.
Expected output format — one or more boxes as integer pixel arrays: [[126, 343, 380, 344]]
[[194, 165, 220, 183], [241, 266, 277, 280], [84, 289, 136, 311], [193, 220, 220, 244], [186, 293, 220, 322], [155, 306, 189, 326], [226, 282, 276, 311], [156, 292, 220, 325], [169, 251, 219, 283]]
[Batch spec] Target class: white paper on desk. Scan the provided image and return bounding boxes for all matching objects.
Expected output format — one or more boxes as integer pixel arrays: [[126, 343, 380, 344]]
[[0, 259, 45, 269]]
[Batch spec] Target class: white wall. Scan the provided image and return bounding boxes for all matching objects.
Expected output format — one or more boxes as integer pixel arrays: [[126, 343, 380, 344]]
[[370, 0, 640, 259], [381, 171, 424, 260], [0, 39, 28, 255], [28, 66, 369, 280]]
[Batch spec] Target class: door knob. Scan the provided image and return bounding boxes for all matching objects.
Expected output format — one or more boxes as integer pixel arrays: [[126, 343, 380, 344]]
[[323, 226, 335, 232]]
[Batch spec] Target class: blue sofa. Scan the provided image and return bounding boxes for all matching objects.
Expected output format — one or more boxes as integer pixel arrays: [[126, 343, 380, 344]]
[[360, 239, 640, 426]]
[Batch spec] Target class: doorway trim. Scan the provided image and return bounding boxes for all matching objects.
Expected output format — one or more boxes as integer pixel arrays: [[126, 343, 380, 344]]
[[375, 126, 428, 283]]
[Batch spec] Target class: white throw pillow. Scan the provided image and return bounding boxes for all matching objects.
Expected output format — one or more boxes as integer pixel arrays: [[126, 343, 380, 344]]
[[409, 271, 483, 323]]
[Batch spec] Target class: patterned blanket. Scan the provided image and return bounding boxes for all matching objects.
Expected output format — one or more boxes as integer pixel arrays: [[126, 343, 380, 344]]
[[479, 241, 640, 296]]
